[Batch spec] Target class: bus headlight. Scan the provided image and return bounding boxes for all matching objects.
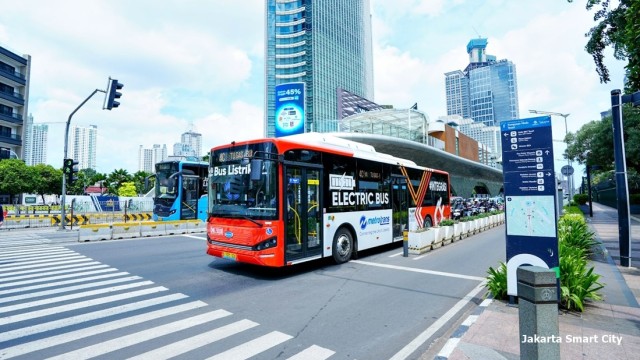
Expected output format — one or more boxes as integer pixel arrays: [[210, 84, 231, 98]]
[[253, 237, 277, 251]]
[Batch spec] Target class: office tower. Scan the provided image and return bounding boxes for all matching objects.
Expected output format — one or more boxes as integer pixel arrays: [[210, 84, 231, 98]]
[[444, 38, 519, 154], [180, 130, 202, 158], [0, 45, 31, 161], [70, 125, 97, 170], [264, 0, 374, 137], [23, 114, 48, 166], [172, 143, 196, 158]]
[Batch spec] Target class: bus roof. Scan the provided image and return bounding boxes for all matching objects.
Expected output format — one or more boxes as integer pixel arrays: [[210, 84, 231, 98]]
[[212, 132, 444, 174]]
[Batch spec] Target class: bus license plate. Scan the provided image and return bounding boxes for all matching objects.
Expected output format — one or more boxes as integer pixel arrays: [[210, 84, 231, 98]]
[[222, 252, 237, 261]]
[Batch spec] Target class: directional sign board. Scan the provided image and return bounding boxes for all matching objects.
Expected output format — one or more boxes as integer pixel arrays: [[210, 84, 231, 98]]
[[500, 116, 559, 297]]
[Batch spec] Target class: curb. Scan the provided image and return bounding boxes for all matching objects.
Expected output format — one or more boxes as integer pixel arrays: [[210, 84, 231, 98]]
[[435, 298, 493, 359]]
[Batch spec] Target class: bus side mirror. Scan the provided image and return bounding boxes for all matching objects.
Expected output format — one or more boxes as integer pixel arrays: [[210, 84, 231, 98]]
[[250, 159, 263, 181]]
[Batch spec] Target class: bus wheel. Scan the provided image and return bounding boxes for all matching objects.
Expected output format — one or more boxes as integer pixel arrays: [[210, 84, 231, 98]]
[[332, 228, 353, 264], [423, 216, 433, 228]]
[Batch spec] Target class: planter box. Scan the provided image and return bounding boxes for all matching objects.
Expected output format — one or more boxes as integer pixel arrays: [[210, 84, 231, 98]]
[[459, 221, 469, 239], [469, 220, 478, 235], [480, 217, 488, 231], [408, 230, 434, 254], [432, 227, 445, 249], [452, 223, 462, 241], [441, 226, 454, 245]]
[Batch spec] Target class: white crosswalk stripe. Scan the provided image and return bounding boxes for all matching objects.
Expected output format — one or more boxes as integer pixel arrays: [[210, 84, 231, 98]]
[[0, 245, 337, 360]]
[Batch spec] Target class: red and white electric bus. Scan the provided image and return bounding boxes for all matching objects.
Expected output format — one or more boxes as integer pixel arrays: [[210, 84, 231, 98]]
[[206, 133, 451, 267]]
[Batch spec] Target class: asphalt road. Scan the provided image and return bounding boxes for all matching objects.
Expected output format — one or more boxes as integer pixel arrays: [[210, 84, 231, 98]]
[[1, 225, 505, 359]]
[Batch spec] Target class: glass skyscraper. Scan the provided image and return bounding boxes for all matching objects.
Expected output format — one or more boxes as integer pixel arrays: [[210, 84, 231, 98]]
[[445, 38, 519, 155], [264, 0, 374, 137], [445, 38, 519, 127]]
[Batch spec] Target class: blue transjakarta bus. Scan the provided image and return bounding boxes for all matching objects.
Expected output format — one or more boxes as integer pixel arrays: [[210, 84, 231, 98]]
[[152, 160, 209, 221]]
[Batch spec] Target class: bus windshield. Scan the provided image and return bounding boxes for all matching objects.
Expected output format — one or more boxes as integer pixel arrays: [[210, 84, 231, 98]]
[[155, 162, 179, 200], [209, 143, 278, 220]]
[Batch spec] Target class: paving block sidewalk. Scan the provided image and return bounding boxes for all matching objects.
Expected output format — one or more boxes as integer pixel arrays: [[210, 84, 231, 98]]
[[438, 202, 640, 360]]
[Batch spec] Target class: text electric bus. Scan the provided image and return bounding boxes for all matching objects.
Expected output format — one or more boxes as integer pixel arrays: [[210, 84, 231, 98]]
[[206, 133, 451, 267], [151, 159, 209, 221]]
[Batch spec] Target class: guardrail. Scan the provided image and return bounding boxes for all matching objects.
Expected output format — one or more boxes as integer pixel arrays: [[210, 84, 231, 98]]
[[1, 213, 154, 229]]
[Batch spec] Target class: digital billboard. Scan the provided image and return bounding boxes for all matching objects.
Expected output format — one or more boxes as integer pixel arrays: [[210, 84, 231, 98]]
[[275, 82, 305, 137]]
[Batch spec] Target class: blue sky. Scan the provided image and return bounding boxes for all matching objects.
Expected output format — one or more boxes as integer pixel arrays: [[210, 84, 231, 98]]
[[0, 0, 627, 186]]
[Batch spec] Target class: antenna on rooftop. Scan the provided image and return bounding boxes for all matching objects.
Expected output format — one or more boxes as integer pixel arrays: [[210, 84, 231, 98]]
[[472, 26, 482, 39]]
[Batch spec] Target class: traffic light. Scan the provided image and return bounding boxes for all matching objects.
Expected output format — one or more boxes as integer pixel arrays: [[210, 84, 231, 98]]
[[105, 78, 123, 110], [63, 158, 79, 185]]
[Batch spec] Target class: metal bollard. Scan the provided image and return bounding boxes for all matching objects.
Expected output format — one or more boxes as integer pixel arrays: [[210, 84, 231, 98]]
[[403, 230, 408, 257], [517, 266, 560, 360]]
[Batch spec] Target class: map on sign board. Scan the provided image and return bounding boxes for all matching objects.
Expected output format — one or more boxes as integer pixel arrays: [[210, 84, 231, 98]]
[[505, 195, 556, 237]]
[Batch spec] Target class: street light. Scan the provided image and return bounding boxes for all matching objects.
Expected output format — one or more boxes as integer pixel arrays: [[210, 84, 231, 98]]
[[529, 110, 572, 200]]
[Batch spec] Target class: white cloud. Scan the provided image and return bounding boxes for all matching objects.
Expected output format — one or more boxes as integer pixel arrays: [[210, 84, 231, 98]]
[[1, 0, 629, 180]]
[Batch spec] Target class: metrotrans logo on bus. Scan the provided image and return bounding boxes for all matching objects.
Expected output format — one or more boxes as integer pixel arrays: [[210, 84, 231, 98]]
[[360, 215, 391, 230]]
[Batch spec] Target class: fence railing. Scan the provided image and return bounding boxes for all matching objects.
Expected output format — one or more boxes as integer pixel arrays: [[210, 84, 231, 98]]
[[1, 200, 156, 229]]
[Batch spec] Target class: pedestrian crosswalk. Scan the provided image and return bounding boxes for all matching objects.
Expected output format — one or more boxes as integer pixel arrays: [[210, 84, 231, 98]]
[[0, 245, 336, 359]]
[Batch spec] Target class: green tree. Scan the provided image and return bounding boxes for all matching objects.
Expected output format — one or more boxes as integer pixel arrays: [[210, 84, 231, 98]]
[[132, 170, 152, 195], [118, 182, 138, 197], [105, 169, 132, 195], [32, 164, 62, 202], [568, 0, 640, 91], [566, 105, 640, 173], [0, 159, 37, 203]]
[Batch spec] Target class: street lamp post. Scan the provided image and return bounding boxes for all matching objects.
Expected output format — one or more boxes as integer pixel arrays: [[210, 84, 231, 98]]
[[610, 89, 640, 267], [529, 110, 572, 201]]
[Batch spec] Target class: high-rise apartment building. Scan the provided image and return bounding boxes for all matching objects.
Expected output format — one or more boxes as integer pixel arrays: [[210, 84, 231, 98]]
[[264, 0, 374, 137], [138, 144, 167, 173], [445, 38, 519, 155], [0, 45, 31, 161], [23, 114, 48, 165], [70, 125, 97, 170]]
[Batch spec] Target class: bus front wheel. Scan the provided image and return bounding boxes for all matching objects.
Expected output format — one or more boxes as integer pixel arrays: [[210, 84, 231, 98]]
[[423, 216, 433, 228], [332, 228, 353, 264]]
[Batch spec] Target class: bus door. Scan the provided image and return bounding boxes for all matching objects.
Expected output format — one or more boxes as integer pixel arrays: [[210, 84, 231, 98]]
[[392, 175, 409, 240], [181, 175, 199, 220], [284, 166, 322, 262]]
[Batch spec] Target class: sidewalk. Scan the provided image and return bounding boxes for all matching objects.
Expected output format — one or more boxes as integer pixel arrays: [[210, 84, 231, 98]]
[[437, 202, 640, 359]]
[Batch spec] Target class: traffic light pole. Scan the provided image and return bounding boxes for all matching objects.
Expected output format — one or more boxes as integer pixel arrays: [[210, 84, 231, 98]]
[[60, 89, 105, 230]]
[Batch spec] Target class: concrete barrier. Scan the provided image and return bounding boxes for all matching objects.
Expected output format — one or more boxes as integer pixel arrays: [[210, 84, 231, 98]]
[[140, 222, 166, 237], [186, 220, 206, 233], [164, 221, 188, 235], [111, 223, 141, 239], [78, 224, 112, 242]]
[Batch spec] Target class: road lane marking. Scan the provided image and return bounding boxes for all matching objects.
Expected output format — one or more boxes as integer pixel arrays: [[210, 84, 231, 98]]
[[0, 293, 189, 342], [0, 280, 154, 313], [0, 257, 93, 272], [47, 310, 233, 360], [207, 331, 293, 360], [0, 255, 87, 270], [0, 268, 118, 291], [129, 319, 260, 360], [1, 301, 211, 358], [0, 275, 141, 303], [287, 345, 336, 360], [0, 262, 104, 279], [389, 281, 487, 360], [0, 286, 168, 325], [351, 260, 485, 281], [0, 265, 111, 288]]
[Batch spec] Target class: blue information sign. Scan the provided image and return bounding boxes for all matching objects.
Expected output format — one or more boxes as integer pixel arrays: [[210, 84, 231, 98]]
[[275, 82, 305, 137], [500, 116, 559, 297]]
